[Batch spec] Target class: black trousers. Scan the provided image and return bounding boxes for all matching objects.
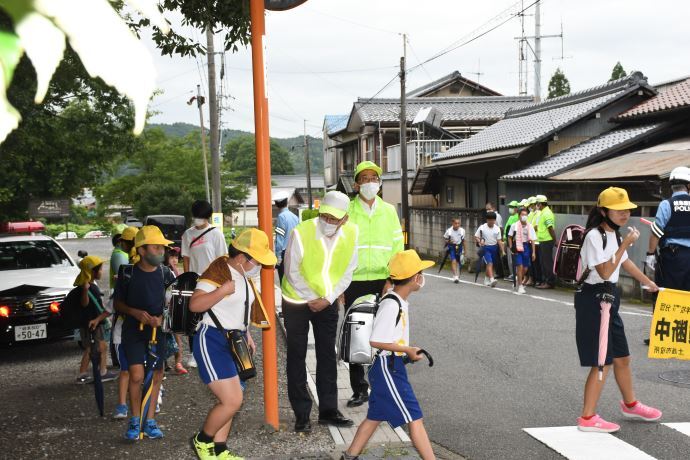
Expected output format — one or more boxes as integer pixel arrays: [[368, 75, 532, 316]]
[[343, 279, 388, 396], [540, 240, 556, 285], [530, 244, 543, 284], [276, 250, 286, 283], [283, 299, 339, 418], [656, 245, 690, 291]]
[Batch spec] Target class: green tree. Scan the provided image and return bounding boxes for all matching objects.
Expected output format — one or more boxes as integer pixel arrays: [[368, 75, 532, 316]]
[[609, 62, 627, 81], [224, 135, 294, 178], [547, 67, 571, 99]]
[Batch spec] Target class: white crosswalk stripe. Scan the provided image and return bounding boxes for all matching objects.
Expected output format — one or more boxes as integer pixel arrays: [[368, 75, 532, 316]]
[[523, 426, 657, 460], [663, 422, 690, 436]]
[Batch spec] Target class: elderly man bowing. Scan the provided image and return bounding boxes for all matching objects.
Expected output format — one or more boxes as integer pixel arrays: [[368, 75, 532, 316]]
[[281, 191, 358, 433]]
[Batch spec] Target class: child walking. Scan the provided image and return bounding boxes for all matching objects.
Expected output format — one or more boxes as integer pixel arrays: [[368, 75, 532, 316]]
[[575, 187, 662, 433], [507, 207, 536, 294], [444, 218, 466, 284], [342, 250, 435, 460], [474, 212, 505, 288]]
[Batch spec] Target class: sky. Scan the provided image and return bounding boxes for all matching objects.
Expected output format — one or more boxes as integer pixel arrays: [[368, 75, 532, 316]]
[[145, 0, 690, 139]]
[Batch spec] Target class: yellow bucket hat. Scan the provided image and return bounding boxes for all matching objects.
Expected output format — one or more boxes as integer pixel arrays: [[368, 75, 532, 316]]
[[354, 160, 382, 180], [232, 228, 277, 266], [134, 225, 173, 248], [598, 187, 637, 210], [121, 226, 139, 242], [388, 249, 435, 280], [74, 255, 104, 286]]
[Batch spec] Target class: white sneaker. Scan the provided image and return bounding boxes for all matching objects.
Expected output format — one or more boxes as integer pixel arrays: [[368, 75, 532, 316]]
[[517, 285, 526, 294], [490, 278, 497, 288], [187, 356, 197, 368], [483, 277, 490, 286], [453, 276, 459, 284]]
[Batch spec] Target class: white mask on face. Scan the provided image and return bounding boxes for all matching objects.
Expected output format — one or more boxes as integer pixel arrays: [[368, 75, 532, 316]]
[[416, 273, 426, 289], [359, 182, 380, 201], [193, 218, 207, 227], [240, 260, 261, 278], [318, 219, 339, 237], [509, 208, 516, 215], [520, 215, 528, 223]]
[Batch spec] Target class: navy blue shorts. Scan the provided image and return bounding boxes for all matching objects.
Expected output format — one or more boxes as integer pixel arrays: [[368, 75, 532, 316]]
[[482, 245, 499, 265], [367, 355, 423, 428], [121, 326, 167, 369], [116, 343, 129, 371], [448, 244, 463, 262], [575, 284, 630, 367], [193, 323, 239, 385], [514, 243, 532, 267]]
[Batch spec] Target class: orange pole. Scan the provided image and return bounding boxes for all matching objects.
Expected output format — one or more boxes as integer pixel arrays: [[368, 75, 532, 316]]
[[249, 0, 280, 430]]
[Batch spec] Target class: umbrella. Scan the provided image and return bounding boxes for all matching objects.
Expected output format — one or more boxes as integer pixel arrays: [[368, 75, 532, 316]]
[[138, 324, 159, 439], [597, 287, 616, 381], [89, 329, 104, 416], [437, 245, 450, 274]]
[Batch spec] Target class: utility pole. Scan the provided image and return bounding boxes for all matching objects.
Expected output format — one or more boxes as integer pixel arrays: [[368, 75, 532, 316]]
[[303, 120, 313, 209], [534, 0, 542, 102], [206, 28, 221, 212], [399, 33, 409, 249], [194, 84, 211, 203]]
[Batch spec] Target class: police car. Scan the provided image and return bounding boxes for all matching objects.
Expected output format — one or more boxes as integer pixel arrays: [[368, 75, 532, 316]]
[[0, 222, 80, 345]]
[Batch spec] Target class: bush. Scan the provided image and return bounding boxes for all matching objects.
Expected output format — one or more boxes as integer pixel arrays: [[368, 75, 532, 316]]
[[301, 209, 319, 221]]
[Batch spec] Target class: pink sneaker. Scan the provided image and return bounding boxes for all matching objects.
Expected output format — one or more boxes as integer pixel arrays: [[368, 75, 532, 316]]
[[620, 401, 662, 422], [577, 414, 620, 433]]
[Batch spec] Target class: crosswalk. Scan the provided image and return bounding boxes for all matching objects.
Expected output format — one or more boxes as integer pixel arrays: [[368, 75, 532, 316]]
[[524, 423, 690, 459]]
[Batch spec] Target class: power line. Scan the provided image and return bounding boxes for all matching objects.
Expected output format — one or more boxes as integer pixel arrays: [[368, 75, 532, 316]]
[[406, 35, 433, 81], [308, 8, 400, 35]]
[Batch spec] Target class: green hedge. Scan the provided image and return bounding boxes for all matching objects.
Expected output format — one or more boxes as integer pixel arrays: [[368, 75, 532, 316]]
[[45, 223, 116, 239]]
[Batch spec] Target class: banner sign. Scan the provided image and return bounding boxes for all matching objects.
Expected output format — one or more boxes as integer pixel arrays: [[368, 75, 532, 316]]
[[648, 288, 690, 360]]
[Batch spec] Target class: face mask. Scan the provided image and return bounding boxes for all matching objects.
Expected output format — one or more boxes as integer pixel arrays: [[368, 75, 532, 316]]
[[520, 215, 528, 223], [603, 214, 621, 231], [359, 182, 380, 201], [319, 219, 339, 237], [144, 252, 164, 266], [241, 262, 261, 278], [416, 273, 425, 289], [509, 208, 516, 215], [193, 218, 207, 227]]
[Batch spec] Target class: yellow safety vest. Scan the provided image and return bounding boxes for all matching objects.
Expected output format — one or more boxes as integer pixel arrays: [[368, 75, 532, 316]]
[[348, 196, 404, 281], [281, 218, 358, 303]]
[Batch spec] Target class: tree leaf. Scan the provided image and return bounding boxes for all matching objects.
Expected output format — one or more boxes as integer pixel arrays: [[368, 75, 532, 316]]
[[0, 30, 22, 143]]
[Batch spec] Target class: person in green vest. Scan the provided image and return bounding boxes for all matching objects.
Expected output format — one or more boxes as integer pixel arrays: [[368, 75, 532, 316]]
[[535, 194, 557, 289], [504, 200, 520, 282], [282, 191, 358, 433], [343, 160, 405, 408]]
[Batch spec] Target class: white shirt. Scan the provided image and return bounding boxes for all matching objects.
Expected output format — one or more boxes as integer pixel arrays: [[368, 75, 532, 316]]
[[581, 229, 629, 284], [283, 220, 358, 304], [181, 224, 228, 274], [475, 223, 502, 246], [508, 222, 537, 242], [370, 291, 409, 357], [444, 226, 465, 244], [196, 265, 254, 331], [357, 196, 377, 216]]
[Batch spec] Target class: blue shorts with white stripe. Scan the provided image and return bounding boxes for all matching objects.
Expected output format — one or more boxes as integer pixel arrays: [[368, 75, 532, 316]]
[[367, 354, 423, 428], [193, 323, 239, 384]]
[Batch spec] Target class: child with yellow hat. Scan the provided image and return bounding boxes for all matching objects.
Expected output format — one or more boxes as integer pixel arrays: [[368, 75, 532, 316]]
[[343, 249, 435, 460], [574, 187, 662, 433]]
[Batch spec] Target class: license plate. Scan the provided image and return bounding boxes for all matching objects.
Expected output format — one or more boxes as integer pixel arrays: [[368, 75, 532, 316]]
[[14, 323, 47, 341]]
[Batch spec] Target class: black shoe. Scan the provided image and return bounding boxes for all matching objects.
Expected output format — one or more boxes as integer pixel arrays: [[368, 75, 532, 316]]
[[319, 409, 353, 427], [643, 338, 650, 346], [346, 393, 369, 408], [294, 415, 312, 433]]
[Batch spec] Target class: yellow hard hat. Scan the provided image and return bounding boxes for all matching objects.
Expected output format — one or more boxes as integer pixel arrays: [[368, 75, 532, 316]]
[[388, 249, 434, 280], [134, 225, 173, 248], [597, 187, 637, 211], [231, 228, 277, 266]]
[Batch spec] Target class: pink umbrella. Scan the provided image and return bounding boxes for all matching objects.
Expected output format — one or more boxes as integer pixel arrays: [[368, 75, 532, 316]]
[[598, 291, 616, 381]]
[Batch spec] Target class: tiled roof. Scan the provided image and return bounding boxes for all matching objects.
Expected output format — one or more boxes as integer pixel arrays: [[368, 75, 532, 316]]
[[435, 73, 652, 161], [323, 115, 349, 135], [617, 78, 690, 120], [353, 96, 532, 124], [406, 70, 502, 97], [501, 123, 663, 180]]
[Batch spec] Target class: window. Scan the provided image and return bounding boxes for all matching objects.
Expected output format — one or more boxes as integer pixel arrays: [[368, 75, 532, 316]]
[[0, 240, 73, 271], [446, 186, 454, 204]]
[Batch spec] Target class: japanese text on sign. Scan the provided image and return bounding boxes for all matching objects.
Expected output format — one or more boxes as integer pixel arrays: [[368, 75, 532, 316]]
[[648, 288, 690, 360]]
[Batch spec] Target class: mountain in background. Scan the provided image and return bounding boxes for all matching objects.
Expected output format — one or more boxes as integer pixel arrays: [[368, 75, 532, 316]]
[[149, 122, 323, 176]]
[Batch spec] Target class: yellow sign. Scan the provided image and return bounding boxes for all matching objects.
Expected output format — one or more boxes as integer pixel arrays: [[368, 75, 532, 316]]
[[211, 212, 224, 234], [648, 288, 690, 360]]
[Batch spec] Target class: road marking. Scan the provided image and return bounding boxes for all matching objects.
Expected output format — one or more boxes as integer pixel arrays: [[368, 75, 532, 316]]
[[523, 426, 656, 460], [425, 273, 652, 317], [663, 422, 690, 436]]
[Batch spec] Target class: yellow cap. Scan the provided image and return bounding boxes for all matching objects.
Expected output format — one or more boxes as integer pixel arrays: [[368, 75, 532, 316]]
[[134, 225, 173, 248], [597, 187, 637, 210], [354, 160, 382, 180], [121, 226, 139, 242], [232, 228, 277, 266], [388, 249, 435, 280], [74, 255, 104, 286]]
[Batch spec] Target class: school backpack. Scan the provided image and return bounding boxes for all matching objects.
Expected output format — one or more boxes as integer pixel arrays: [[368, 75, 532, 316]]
[[555, 225, 621, 286], [337, 293, 402, 365], [113, 264, 177, 330], [58, 285, 105, 330]]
